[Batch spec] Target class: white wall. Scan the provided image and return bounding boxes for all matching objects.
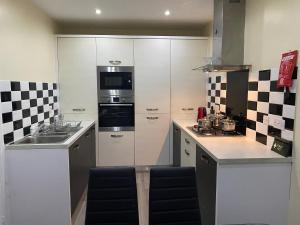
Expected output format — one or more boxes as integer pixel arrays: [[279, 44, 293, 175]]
[[244, 0, 300, 224], [0, 0, 57, 223], [0, 0, 57, 83]]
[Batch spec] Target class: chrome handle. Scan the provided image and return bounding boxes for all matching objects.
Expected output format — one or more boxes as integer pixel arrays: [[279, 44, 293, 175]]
[[185, 138, 190, 144], [73, 144, 80, 150], [146, 117, 159, 120], [184, 149, 190, 156], [99, 104, 133, 107], [146, 108, 159, 111], [182, 108, 193, 111], [72, 108, 86, 112], [110, 134, 123, 138], [109, 60, 122, 65]]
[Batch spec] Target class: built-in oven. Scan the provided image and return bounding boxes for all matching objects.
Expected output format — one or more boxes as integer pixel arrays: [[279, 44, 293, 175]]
[[97, 66, 134, 97], [98, 96, 134, 131]]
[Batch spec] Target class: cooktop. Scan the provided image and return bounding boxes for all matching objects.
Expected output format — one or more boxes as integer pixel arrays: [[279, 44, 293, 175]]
[[187, 126, 242, 137]]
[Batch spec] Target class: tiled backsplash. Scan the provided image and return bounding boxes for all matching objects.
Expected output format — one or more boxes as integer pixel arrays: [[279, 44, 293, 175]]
[[0, 80, 59, 144], [246, 69, 297, 146], [207, 72, 227, 113], [207, 68, 298, 146]]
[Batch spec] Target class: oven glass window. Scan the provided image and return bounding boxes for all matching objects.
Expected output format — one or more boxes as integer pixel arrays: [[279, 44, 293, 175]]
[[100, 72, 132, 90], [99, 104, 134, 128]]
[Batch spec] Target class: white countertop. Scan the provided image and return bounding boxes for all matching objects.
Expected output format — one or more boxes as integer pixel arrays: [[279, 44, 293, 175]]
[[173, 119, 292, 164], [6, 121, 95, 150]]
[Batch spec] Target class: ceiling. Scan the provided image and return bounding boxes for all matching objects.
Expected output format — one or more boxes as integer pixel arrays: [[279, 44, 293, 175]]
[[31, 0, 213, 27]]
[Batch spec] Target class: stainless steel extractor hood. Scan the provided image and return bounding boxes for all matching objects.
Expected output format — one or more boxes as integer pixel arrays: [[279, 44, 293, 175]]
[[194, 0, 251, 72]]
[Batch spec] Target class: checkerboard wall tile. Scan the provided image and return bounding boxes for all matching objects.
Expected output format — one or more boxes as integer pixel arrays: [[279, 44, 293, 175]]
[[246, 68, 298, 146], [0, 80, 59, 144], [207, 72, 227, 113]]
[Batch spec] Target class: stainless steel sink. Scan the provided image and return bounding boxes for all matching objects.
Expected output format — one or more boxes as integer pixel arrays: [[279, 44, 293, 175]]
[[13, 135, 70, 145]]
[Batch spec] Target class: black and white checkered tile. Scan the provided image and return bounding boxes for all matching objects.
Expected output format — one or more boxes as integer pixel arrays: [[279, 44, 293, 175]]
[[207, 73, 227, 113], [0, 80, 59, 144], [246, 68, 297, 146]]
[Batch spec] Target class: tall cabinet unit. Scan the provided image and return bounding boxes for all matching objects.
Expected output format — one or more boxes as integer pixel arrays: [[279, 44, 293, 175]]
[[96, 38, 135, 166], [171, 39, 208, 120], [57, 38, 99, 164], [134, 39, 171, 165]]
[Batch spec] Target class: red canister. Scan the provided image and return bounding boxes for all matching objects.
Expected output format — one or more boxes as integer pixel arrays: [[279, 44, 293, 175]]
[[197, 107, 207, 121]]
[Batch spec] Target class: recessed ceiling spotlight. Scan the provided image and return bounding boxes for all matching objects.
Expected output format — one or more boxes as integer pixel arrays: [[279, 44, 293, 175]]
[[95, 8, 102, 15], [164, 10, 171, 16]]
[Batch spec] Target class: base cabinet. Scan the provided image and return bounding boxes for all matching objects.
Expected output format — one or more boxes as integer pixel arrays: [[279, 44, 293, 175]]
[[98, 131, 134, 166], [135, 114, 170, 166], [196, 144, 291, 225]]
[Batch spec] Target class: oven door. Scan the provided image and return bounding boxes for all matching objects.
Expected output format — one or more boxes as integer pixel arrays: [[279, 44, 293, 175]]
[[98, 66, 134, 96], [98, 103, 135, 131]]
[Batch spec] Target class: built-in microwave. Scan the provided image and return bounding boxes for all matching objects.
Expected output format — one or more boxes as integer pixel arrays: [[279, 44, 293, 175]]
[[97, 66, 134, 97]]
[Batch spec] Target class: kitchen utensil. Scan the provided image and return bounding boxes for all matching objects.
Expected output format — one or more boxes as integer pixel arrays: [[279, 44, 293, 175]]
[[212, 113, 224, 128], [198, 117, 212, 130], [221, 118, 236, 131]]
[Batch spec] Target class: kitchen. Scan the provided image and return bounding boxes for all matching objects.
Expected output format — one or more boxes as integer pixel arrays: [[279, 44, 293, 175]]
[[0, 0, 300, 225]]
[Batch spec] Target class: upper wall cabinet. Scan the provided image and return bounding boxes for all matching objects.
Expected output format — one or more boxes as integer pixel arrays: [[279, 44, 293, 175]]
[[134, 39, 171, 114], [171, 39, 208, 117], [96, 38, 134, 66], [58, 38, 97, 115]]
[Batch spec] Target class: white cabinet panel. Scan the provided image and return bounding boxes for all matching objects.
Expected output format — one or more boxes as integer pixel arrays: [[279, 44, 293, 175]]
[[171, 39, 208, 116], [96, 38, 134, 66], [58, 38, 97, 115], [134, 39, 170, 114], [181, 132, 196, 167], [135, 114, 170, 166], [98, 131, 134, 166]]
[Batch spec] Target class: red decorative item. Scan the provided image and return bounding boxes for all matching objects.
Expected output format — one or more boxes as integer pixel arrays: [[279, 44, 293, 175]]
[[277, 50, 298, 88], [197, 107, 207, 121]]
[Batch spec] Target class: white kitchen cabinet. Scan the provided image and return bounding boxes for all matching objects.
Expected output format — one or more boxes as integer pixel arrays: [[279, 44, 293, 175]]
[[98, 131, 134, 166], [58, 38, 97, 115], [171, 39, 208, 119], [96, 38, 134, 66], [180, 131, 196, 167], [135, 114, 170, 166], [134, 39, 170, 114]]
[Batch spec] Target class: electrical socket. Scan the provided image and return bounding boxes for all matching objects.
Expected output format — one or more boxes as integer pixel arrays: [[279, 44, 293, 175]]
[[269, 117, 285, 130], [263, 115, 269, 125]]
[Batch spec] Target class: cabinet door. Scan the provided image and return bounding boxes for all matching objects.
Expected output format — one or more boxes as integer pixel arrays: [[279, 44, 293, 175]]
[[58, 38, 97, 114], [98, 131, 134, 166], [180, 132, 196, 167], [173, 124, 181, 166], [135, 114, 170, 165], [171, 39, 208, 117], [196, 145, 217, 225], [134, 39, 170, 113], [96, 38, 134, 66]]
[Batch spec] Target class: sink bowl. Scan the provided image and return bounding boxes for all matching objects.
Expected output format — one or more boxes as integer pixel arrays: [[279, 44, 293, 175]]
[[13, 135, 70, 145]]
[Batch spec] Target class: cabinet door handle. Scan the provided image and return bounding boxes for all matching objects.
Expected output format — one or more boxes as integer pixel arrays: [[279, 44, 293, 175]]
[[200, 154, 209, 164], [146, 116, 159, 120], [146, 108, 159, 111], [184, 149, 190, 156], [181, 108, 194, 111], [109, 60, 122, 65], [185, 138, 190, 144], [110, 134, 123, 138], [85, 132, 90, 138], [72, 108, 86, 112], [73, 144, 80, 150]]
